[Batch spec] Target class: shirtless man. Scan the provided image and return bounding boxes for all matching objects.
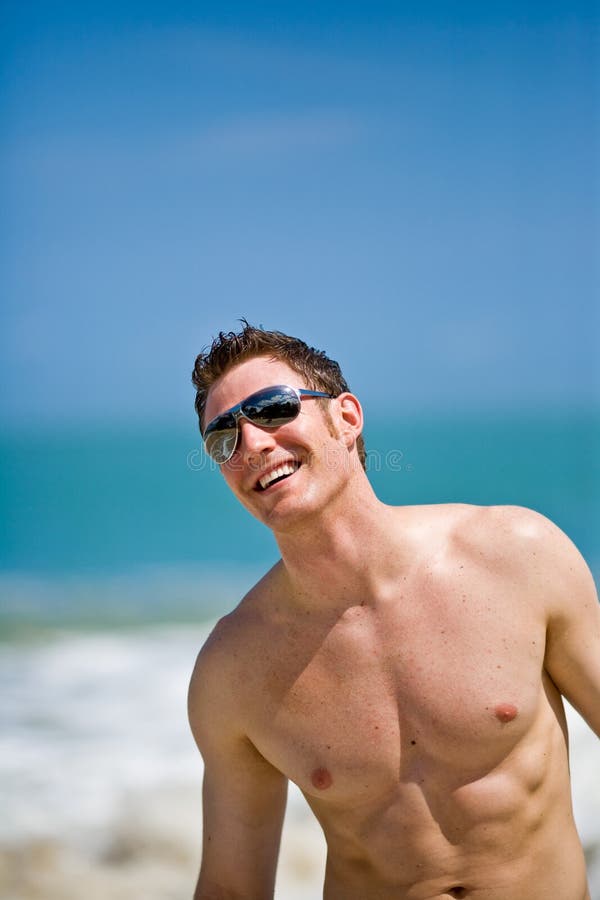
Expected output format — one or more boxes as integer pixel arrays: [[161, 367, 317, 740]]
[[188, 323, 600, 900]]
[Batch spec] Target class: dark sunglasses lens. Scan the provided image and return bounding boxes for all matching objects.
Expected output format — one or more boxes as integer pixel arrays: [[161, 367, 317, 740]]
[[242, 387, 300, 426], [205, 427, 237, 464]]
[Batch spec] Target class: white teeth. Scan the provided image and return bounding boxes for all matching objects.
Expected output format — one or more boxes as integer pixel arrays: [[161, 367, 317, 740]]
[[259, 462, 297, 490]]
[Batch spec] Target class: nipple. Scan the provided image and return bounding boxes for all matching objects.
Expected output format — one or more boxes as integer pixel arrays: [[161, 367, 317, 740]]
[[311, 767, 333, 790], [494, 703, 518, 723]]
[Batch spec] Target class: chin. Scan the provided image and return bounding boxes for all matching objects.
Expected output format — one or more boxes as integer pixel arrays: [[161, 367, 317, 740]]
[[260, 487, 337, 534]]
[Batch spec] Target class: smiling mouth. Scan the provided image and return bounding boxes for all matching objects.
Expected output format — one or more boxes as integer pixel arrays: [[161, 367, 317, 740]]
[[256, 461, 301, 491]]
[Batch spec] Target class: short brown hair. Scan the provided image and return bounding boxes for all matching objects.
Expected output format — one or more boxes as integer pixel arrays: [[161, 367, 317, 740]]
[[192, 321, 366, 469]]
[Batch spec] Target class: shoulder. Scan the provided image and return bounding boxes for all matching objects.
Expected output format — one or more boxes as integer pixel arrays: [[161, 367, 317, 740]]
[[188, 597, 262, 712], [450, 503, 577, 562], [190, 561, 284, 677], [447, 504, 596, 613], [187, 612, 246, 749], [402, 501, 586, 568], [403, 502, 556, 559], [188, 565, 285, 747]]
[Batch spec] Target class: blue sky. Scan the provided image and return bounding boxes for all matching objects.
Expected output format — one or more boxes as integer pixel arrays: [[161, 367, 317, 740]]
[[1, 1, 597, 425]]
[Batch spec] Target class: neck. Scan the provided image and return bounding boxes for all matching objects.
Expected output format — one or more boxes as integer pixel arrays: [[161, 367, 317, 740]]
[[272, 471, 406, 611]]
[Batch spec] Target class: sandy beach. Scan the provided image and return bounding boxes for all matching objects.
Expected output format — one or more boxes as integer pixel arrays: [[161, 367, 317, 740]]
[[0, 773, 326, 900], [0, 625, 326, 900]]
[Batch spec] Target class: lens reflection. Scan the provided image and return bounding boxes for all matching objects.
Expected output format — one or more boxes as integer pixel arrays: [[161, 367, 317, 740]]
[[243, 388, 299, 425]]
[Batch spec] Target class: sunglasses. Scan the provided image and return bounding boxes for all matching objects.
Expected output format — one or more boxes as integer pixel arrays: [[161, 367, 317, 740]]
[[202, 384, 335, 464]]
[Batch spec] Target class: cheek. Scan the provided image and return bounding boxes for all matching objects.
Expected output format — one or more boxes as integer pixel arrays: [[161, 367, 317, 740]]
[[317, 440, 351, 477]]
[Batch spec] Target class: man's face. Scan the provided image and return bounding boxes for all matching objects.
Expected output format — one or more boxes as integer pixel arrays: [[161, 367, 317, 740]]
[[203, 356, 350, 531]]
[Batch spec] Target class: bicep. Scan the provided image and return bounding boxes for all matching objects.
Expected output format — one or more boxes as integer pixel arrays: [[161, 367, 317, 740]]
[[198, 736, 288, 896], [188, 638, 288, 897], [543, 528, 600, 737]]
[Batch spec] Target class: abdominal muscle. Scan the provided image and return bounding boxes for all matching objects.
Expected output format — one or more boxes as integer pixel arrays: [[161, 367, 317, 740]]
[[318, 800, 588, 900], [307, 740, 589, 900]]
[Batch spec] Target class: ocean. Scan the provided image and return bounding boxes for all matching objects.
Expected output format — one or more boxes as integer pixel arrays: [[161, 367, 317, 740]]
[[1, 411, 599, 898]]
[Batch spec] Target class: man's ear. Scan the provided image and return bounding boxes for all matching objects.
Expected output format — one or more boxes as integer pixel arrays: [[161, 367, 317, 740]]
[[335, 392, 363, 448]]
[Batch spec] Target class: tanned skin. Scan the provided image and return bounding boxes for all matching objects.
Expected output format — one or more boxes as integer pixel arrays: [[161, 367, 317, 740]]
[[188, 356, 600, 900]]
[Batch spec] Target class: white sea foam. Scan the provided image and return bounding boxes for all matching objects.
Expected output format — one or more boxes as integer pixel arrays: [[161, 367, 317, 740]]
[[0, 627, 205, 844], [0, 627, 597, 899]]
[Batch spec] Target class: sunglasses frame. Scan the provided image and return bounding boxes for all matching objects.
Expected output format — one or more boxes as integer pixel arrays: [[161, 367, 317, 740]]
[[202, 384, 334, 464]]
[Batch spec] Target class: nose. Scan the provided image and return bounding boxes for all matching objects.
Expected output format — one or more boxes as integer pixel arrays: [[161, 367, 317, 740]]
[[237, 417, 277, 461]]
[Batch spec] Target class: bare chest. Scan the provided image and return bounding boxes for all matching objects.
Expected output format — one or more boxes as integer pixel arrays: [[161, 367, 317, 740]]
[[245, 588, 547, 804]]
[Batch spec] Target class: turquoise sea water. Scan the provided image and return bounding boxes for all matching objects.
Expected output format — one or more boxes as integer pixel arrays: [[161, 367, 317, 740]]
[[1, 412, 599, 898], [1, 410, 598, 633]]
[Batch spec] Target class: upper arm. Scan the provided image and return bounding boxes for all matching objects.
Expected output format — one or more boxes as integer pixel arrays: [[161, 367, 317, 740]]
[[500, 506, 600, 737], [188, 624, 288, 899], [542, 521, 600, 736]]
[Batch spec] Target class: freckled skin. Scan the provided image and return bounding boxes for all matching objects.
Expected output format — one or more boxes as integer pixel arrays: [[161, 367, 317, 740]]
[[494, 703, 518, 723], [189, 369, 599, 900], [311, 766, 333, 790]]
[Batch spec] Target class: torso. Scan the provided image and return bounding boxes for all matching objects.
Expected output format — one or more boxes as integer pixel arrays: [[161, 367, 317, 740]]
[[216, 504, 589, 899]]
